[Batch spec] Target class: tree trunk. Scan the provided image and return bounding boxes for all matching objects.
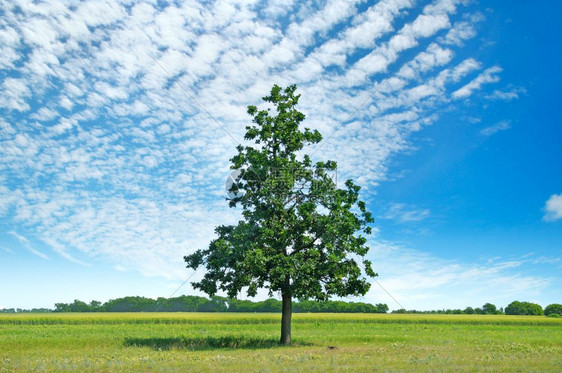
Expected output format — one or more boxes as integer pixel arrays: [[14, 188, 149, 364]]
[[280, 290, 292, 345]]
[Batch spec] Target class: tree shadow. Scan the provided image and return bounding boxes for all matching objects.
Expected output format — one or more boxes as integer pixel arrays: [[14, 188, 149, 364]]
[[124, 335, 313, 351]]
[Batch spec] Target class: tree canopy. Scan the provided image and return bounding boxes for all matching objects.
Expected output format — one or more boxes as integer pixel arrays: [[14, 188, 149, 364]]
[[505, 301, 544, 316], [544, 303, 562, 316]]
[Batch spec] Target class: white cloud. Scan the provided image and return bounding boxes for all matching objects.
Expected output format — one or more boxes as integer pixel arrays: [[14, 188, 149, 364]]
[[0, 0, 503, 282], [411, 14, 451, 38], [382, 203, 431, 223], [543, 194, 562, 222], [0, 78, 31, 111], [441, 20, 478, 46], [480, 120, 510, 136], [363, 242, 557, 310], [8, 231, 50, 260], [8, 231, 29, 244], [485, 86, 527, 101], [452, 66, 502, 98], [415, 43, 453, 71], [449, 58, 481, 81], [262, 0, 294, 19]]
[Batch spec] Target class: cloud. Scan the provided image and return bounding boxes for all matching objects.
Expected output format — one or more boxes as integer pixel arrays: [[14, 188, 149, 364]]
[[543, 194, 562, 222], [441, 21, 477, 45], [0, 0, 502, 281], [0, 247, 14, 254], [363, 242, 558, 310], [8, 231, 50, 260], [452, 66, 502, 98], [382, 203, 431, 223], [485, 86, 527, 101], [0, 78, 31, 111], [480, 120, 510, 136]]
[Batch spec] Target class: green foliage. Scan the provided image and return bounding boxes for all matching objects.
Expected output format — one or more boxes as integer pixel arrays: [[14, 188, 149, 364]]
[[197, 296, 228, 312], [49, 296, 387, 313], [482, 302, 499, 315], [102, 296, 156, 312], [505, 301, 544, 316], [54, 300, 101, 312], [391, 303, 505, 315], [544, 303, 562, 316], [0, 308, 51, 313], [155, 295, 208, 312], [185, 84, 375, 301], [294, 300, 388, 313]]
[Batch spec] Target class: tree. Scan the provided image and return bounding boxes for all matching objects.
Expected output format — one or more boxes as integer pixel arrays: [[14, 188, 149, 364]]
[[375, 303, 389, 313], [505, 301, 544, 316], [544, 303, 562, 316], [68, 299, 91, 312], [103, 296, 156, 312], [482, 302, 498, 315], [89, 300, 102, 311], [184, 84, 376, 344], [54, 303, 70, 312]]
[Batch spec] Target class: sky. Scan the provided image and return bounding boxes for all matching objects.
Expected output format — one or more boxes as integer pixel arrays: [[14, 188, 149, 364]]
[[0, 0, 560, 311]]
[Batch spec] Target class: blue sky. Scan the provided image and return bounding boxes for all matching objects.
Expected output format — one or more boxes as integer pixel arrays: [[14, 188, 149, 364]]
[[1, 0, 560, 311]]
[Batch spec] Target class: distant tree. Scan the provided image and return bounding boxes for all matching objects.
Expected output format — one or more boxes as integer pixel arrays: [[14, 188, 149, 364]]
[[464, 307, 475, 314], [375, 303, 389, 313], [54, 303, 70, 312], [160, 295, 210, 312], [228, 299, 256, 312], [103, 296, 156, 312], [544, 303, 562, 316], [27, 308, 52, 313], [482, 303, 498, 315], [294, 300, 322, 313], [184, 85, 376, 344], [68, 300, 91, 312], [292, 300, 386, 313], [524, 302, 543, 316], [49, 296, 386, 313], [197, 296, 228, 312], [260, 298, 283, 312], [474, 307, 483, 315], [89, 300, 102, 311], [505, 301, 544, 316]]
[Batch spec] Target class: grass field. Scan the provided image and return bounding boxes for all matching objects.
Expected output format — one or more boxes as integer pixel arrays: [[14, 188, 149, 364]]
[[1, 313, 561, 372]]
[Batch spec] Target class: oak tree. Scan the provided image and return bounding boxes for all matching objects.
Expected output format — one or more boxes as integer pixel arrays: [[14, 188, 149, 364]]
[[184, 84, 376, 344]]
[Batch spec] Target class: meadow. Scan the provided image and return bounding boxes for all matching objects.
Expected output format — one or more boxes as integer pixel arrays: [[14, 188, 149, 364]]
[[1, 313, 561, 372]]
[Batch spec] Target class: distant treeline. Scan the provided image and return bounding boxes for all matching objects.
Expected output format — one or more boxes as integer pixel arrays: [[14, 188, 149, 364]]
[[2, 299, 560, 316], [392, 301, 562, 317], [0, 296, 389, 314], [0, 308, 52, 313]]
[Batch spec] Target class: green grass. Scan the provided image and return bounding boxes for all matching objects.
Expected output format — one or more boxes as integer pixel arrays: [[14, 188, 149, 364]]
[[1, 313, 561, 372]]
